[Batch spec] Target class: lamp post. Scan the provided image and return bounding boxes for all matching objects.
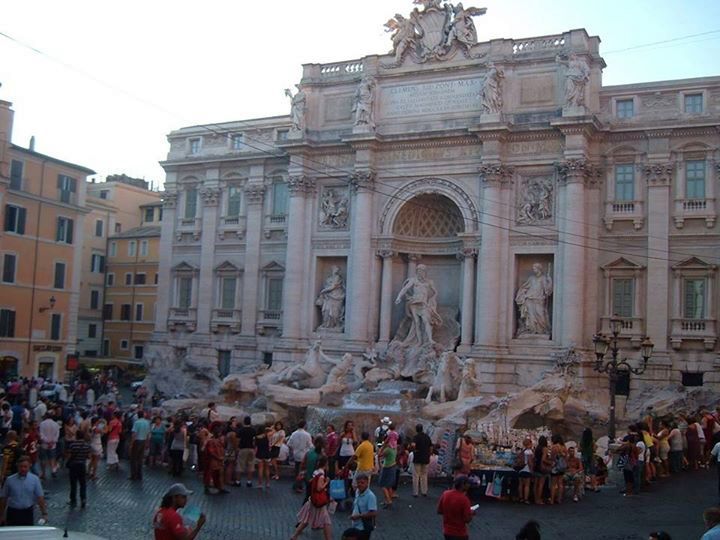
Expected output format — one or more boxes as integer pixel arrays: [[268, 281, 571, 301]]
[[592, 315, 654, 440]]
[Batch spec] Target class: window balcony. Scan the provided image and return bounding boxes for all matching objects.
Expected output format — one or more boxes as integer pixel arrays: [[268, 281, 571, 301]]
[[168, 307, 197, 332], [670, 318, 717, 350], [175, 217, 201, 241], [263, 214, 287, 238], [674, 198, 716, 228], [603, 200, 644, 231], [211, 309, 241, 333], [600, 316, 645, 347], [218, 216, 247, 240], [256, 310, 282, 335]]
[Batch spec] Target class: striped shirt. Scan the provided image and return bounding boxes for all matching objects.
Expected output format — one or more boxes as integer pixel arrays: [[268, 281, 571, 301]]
[[66, 440, 91, 466]]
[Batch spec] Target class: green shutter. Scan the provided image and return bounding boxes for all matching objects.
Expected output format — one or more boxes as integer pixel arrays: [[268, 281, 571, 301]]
[[612, 279, 633, 318], [221, 278, 236, 309]]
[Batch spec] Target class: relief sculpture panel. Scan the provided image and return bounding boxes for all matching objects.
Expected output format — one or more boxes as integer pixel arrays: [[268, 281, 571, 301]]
[[516, 176, 554, 225]]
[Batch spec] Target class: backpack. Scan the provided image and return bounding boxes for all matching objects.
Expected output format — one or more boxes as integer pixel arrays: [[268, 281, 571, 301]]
[[512, 450, 526, 471], [310, 474, 329, 508]]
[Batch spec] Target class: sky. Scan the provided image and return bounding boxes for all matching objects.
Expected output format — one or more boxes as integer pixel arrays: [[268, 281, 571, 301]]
[[1, 0, 719, 186]]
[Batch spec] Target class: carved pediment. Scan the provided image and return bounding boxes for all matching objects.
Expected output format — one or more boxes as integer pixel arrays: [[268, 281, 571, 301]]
[[672, 257, 716, 271], [215, 261, 242, 273], [172, 261, 198, 273], [602, 257, 645, 271], [262, 261, 285, 272]]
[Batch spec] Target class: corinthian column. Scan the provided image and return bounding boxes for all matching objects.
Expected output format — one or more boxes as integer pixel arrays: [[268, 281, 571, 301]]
[[475, 164, 513, 346], [281, 175, 314, 339], [241, 182, 265, 336], [458, 248, 477, 350], [377, 249, 396, 345], [346, 169, 375, 342], [155, 189, 177, 332], [196, 185, 221, 333]]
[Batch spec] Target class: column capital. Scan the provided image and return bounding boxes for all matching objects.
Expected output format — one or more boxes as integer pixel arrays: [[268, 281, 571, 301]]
[[479, 163, 514, 185], [643, 162, 675, 186], [377, 249, 396, 259], [199, 187, 221, 206], [555, 159, 600, 185], [244, 183, 266, 205], [288, 175, 316, 196], [162, 191, 178, 209], [407, 253, 423, 263], [456, 248, 478, 261], [349, 169, 376, 193]]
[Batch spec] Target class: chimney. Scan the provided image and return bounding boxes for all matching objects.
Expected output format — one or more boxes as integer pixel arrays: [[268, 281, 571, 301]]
[[29, 135, 35, 152]]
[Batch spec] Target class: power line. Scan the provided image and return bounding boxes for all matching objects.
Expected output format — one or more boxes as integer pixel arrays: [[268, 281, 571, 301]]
[[602, 29, 720, 54]]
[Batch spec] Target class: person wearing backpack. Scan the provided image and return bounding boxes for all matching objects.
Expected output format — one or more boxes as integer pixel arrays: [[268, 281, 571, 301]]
[[291, 456, 333, 540], [516, 438, 534, 504], [549, 434, 568, 504]]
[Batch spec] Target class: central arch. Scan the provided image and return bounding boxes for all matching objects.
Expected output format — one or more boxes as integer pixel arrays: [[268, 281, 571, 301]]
[[393, 193, 465, 238]]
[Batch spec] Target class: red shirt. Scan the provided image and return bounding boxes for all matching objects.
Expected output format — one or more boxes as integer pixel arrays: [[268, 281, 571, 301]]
[[153, 507, 187, 540], [437, 488, 472, 537], [23, 431, 39, 462], [108, 418, 122, 441]]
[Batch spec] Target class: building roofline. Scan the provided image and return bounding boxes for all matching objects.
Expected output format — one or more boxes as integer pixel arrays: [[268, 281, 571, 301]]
[[10, 144, 96, 175], [110, 225, 161, 239], [602, 75, 720, 92], [168, 115, 291, 137]]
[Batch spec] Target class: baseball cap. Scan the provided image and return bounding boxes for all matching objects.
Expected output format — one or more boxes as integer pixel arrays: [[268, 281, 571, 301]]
[[381, 416, 391, 424], [165, 483, 193, 497]]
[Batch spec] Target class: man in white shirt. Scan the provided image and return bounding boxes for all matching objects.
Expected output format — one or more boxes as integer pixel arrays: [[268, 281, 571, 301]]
[[710, 441, 720, 504], [286, 421, 313, 478], [635, 433, 646, 493], [33, 400, 47, 424], [38, 415, 60, 479]]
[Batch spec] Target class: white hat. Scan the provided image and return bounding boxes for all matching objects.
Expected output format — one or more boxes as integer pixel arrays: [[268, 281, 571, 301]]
[[381, 416, 391, 425], [165, 483, 193, 497]]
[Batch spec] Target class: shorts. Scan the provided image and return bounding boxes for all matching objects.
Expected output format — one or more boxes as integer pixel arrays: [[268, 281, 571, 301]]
[[39, 444, 56, 461], [237, 448, 255, 470], [564, 472, 582, 483], [150, 439, 164, 457], [518, 471, 533, 478]]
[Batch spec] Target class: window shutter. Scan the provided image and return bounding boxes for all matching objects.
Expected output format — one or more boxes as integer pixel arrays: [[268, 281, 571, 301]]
[[57, 175, 63, 189], [56, 218, 63, 242], [99, 256, 105, 273], [3, 206, 12, 232], [67, 219, 74, 243], [684, 281, 697, 319], [70, 177, 77, 193], [17, 208, 26, 234]]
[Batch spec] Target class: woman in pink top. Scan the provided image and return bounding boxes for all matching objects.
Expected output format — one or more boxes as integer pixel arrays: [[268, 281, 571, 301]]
[[106, 411, 123, 470]]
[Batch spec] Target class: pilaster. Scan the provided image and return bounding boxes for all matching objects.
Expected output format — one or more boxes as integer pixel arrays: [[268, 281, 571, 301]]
[[196, 185, 220, 333], [241, 177, 266, 337], [377, 249, 396, 345], [155, 182, 177, 333], [458, 247, 477, 350]]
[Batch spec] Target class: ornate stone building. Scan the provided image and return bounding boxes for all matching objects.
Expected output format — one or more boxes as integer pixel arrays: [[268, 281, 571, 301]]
[[149, 4, 720, 398]]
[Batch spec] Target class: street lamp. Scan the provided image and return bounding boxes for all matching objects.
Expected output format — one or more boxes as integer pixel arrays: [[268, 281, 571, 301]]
[[592, 322, 654, 440]]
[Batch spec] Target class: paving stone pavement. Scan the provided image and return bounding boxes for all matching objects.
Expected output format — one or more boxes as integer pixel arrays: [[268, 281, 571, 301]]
[[40, 463, 715, 540]]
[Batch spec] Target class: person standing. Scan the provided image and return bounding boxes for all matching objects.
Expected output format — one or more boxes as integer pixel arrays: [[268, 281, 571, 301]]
[[203, 428, 228, 495], [152, 483, 206, 540], [326, 424, 339, 479], [437, 475, 475, 540], [66, 429, 91, 508], [299, 437, 325, 502], [702, 507, 720, 540], [517, 438, 534, 504], [287, 421, 313, 491], [88, 417, 105, 480], [255, 426, 272, 489], [0, 456, 48, 526], [269, 421, 286, 481], [236, 416, 256, 487], [341, 472, 377, 540], [130, 410, 151, 480], [377, 440, 397, 509], [0, 430, 22, 484], [350, 432, 375, 484], [710, 439, 720, 504], [106, 411, 123, 471], [579, 428, 599, 492], [39, 413, 60, 480], [291, 456, 333, 540], [22, 421, 40, 476], [168, 419, 188, 479], [411, 424, 432, 497], [149, 416, 167, 468]]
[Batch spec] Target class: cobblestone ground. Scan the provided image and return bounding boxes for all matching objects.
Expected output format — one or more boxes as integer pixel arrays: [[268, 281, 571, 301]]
[[41, 462, 715, 540]]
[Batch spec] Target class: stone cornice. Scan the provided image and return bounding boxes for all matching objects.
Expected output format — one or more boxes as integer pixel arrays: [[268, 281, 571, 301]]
[[288, 175, 316, 196], [479, 163, 514, 184], [379, 137, 480, 151], [349, 169, 376, 193], [643, 163, 675, 186]]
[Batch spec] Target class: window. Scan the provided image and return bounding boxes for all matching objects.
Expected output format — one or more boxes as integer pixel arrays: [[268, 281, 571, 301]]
[[614, 164, 634, 202], [125, 273, 132, 285], [232, 134, 244, 150], [99, 190, 109, 200], [0, 309, 15, 337], [220, 277, 237, 310], [684, 278, 706, 319], [50, 314, 61, 341], [53, 262, 66, 289], [90, 290, 100, 310], [2, 254, 16, 284], [262, 352, 273, 367], [95, 219, 104, 237], [178, 277, 193, 309], [184, 188, 198, 219], [615, 370, 631, 396], [134, 273, 146, 285], [616, 99, 634, 118], [57, 175, 77, 203], [114, 223, 122, 233], [272, 182, 288, 216], [277, 129, 289, 141], [120, 304, 131, 321], [158, 208, 163, 221], [56, 217, 74, 244], [102, 339, 110, 356], [10, 160, 23, 190], [189, 138, 200, 154], [4, 205, 26, 234], [128, 240, 137, 257], [612, 278, 634, 318], [140, 240, 149, 257], [90, 254, 105, 273], [120, 339, 129, 350], [218, 350, 231, 378], [227, 186, 242, 217], [134, 345, 144, 360], [106, 273, 115, 286], [109, 242, 117, 257], [102, 304, 113, 320], [682, 372, 703, 387], [685, 160, 706, 199], [267, 278, 283, 311], [135, 303, 144, 321], [154, 273, 159, 285], [88, 324, 97, 339], [144, 207, 154, 222], [684, 93, 703, 113]]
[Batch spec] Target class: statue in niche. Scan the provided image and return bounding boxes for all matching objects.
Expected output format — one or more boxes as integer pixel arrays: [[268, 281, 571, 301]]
[[315, 266, 346, 330], [284, 85, 307, 132], [319, 188, 349, 229], [515, 263, 553, 336], [556, 54, 590, 108], [395, 264, 442, 345], [444, 3, 487, 49], [353, 77, 376, 129], [517, 177, 553, 224], [480, 62, 504, 114], [384, 12, 419, 64]]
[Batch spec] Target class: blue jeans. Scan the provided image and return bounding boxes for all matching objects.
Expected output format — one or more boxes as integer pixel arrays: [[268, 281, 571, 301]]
[[634, 462, 644, 491]]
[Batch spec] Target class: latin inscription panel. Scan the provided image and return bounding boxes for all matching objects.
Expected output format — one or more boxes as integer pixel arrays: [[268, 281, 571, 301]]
[[380, 78, 482, 118]]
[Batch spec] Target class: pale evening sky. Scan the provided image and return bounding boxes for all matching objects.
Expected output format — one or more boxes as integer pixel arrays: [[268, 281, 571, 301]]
[[1, 0, 719, 186]]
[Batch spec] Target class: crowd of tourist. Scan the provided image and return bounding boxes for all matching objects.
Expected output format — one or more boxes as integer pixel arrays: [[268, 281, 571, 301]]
[[2, 373, 720, 538]]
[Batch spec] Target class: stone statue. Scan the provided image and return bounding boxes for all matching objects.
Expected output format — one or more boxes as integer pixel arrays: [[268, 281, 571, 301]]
[[315, 266, 346, 330], [384, 12, 419, 64], [284, 86, 307, 132], [457, 359, 482, 400], [414, 0, 442, 8], [517, 177, 553, 224], [480, 62, 504, 114], [277, 340, 334, 389], [320, 353, 354, 394], [515, 263, 553, 336], [557, 54, 590, 108], [425, 351, 464, 403], [395, 264, 442, 345], [319, 188, 349, 229], [353, 77, 376, 129], [444, 3, 486, 49]]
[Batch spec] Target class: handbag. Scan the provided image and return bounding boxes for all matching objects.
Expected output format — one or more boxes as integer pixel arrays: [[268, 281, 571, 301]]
[[492, 473, 503, 497], [329, 478, 346, 500], [310, 475, 330, 508]]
